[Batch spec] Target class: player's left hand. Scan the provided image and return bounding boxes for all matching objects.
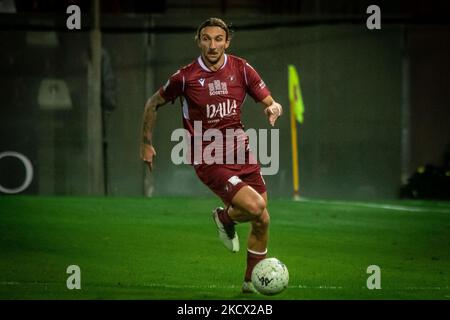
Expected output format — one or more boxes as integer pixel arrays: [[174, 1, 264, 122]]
[[264, 101, 283, 126]]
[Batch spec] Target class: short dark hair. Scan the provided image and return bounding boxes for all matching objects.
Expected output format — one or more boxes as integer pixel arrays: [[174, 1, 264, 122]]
[[195, 17, 232, 41]]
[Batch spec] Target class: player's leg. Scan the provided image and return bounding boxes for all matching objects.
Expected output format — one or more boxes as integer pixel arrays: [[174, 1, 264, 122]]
[[216, 188, 273, 294], [224, 187, 269, 292], [244, 192, 269, 290], [227, 188, 269, 252], [205, 168, 245, 253], [200, 164, 265, 255], [212, 184, 267, 254], [246, 191, 269, 256]]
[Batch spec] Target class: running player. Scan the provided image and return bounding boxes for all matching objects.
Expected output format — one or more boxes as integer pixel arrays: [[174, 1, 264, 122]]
[[140, 17, 283, 293]]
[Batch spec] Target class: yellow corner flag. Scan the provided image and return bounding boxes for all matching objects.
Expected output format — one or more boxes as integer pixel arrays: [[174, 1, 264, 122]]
[[288, 65, 303, 200], [288, 65, 305, 124]]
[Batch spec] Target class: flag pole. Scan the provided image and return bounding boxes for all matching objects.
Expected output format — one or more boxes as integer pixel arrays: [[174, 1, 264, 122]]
[[290, 99, 300, 200]]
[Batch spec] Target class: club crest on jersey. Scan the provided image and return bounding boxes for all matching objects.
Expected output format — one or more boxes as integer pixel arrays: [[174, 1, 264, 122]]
[[206, 99, 237, 119], [208, 80, 228, 96]]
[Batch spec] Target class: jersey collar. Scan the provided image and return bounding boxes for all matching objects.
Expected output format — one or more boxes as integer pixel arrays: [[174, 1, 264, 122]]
[[197, 54, 228, 72]]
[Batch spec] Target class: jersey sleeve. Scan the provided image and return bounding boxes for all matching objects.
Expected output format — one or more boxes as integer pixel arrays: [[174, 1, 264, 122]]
[[158, 69, 184, 102], [244, 62, 271, 102]]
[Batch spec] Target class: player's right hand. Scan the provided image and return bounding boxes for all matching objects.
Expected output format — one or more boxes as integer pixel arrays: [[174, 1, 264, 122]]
[[140, 143, 156, 172]]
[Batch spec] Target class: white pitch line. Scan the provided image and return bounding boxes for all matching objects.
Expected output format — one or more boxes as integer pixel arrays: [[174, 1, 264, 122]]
[[1, 281, 449, 291], [290, 285, 343, 290], [143, 283, 345, 290], [299, 198, 450, 214], [401, 286, 450, 291]]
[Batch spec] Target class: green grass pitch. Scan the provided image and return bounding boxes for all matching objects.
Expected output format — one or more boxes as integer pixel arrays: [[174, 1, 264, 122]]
[[0, 196, 449, 300]]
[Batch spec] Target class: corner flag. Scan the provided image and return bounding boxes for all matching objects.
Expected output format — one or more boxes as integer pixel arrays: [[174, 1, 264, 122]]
[[288, 64, 304, 200], [288, 65, 305, 123]]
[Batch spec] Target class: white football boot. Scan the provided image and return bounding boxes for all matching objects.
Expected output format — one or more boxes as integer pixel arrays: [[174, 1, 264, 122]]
[[212, 207, 239, 253], [242, 281, 258, 294]]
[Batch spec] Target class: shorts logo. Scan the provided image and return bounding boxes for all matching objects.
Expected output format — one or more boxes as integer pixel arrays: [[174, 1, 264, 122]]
[[228, 176, 242, 186], [208, 80, 228, 96]]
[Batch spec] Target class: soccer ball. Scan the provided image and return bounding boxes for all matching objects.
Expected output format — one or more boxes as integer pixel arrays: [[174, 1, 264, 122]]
[[251, 257, 289, 295]]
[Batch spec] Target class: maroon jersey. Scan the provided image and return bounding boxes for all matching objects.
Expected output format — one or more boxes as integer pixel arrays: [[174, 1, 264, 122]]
[[159, 54, 271, 165]]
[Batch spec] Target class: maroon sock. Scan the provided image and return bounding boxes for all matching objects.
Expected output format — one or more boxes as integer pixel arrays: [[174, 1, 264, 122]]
[[244, 249, 267, 282], [218, 206, 235, 226]]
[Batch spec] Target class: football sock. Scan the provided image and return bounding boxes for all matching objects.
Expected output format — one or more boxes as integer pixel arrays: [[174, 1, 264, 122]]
[[218, 206, 235, 226], [244, 248, 267, 282]]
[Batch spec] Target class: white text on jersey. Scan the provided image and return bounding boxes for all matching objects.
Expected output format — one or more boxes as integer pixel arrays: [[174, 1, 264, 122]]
[[206, 99, 237, 119]]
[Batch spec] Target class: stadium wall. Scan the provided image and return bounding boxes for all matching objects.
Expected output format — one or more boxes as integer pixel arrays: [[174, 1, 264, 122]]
[[149, 20, 403, 200], [1, 14, 449, 200]]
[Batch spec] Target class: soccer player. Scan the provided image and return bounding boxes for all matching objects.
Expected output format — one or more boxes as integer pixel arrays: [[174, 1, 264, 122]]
[[140, 17, 282, 293]]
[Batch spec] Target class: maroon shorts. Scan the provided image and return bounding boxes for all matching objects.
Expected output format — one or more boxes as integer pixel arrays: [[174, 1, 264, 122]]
[[194, 163, 267, 205]]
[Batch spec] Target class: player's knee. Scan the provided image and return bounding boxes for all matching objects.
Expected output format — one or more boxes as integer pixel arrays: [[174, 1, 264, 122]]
[[246, 197, 266, 219]]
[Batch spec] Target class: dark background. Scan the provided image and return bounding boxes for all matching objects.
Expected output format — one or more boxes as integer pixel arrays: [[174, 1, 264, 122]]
[[0, 0, 449, 200]]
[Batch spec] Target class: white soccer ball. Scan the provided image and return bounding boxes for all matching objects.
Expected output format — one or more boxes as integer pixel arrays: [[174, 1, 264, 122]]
[[251, 257, 289, 295]]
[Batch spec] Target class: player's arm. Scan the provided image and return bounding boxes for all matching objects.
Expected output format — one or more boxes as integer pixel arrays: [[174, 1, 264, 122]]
[[243, 61, 282, 126], [260, 95, 283, 127], [140, 91, 167, 172]]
